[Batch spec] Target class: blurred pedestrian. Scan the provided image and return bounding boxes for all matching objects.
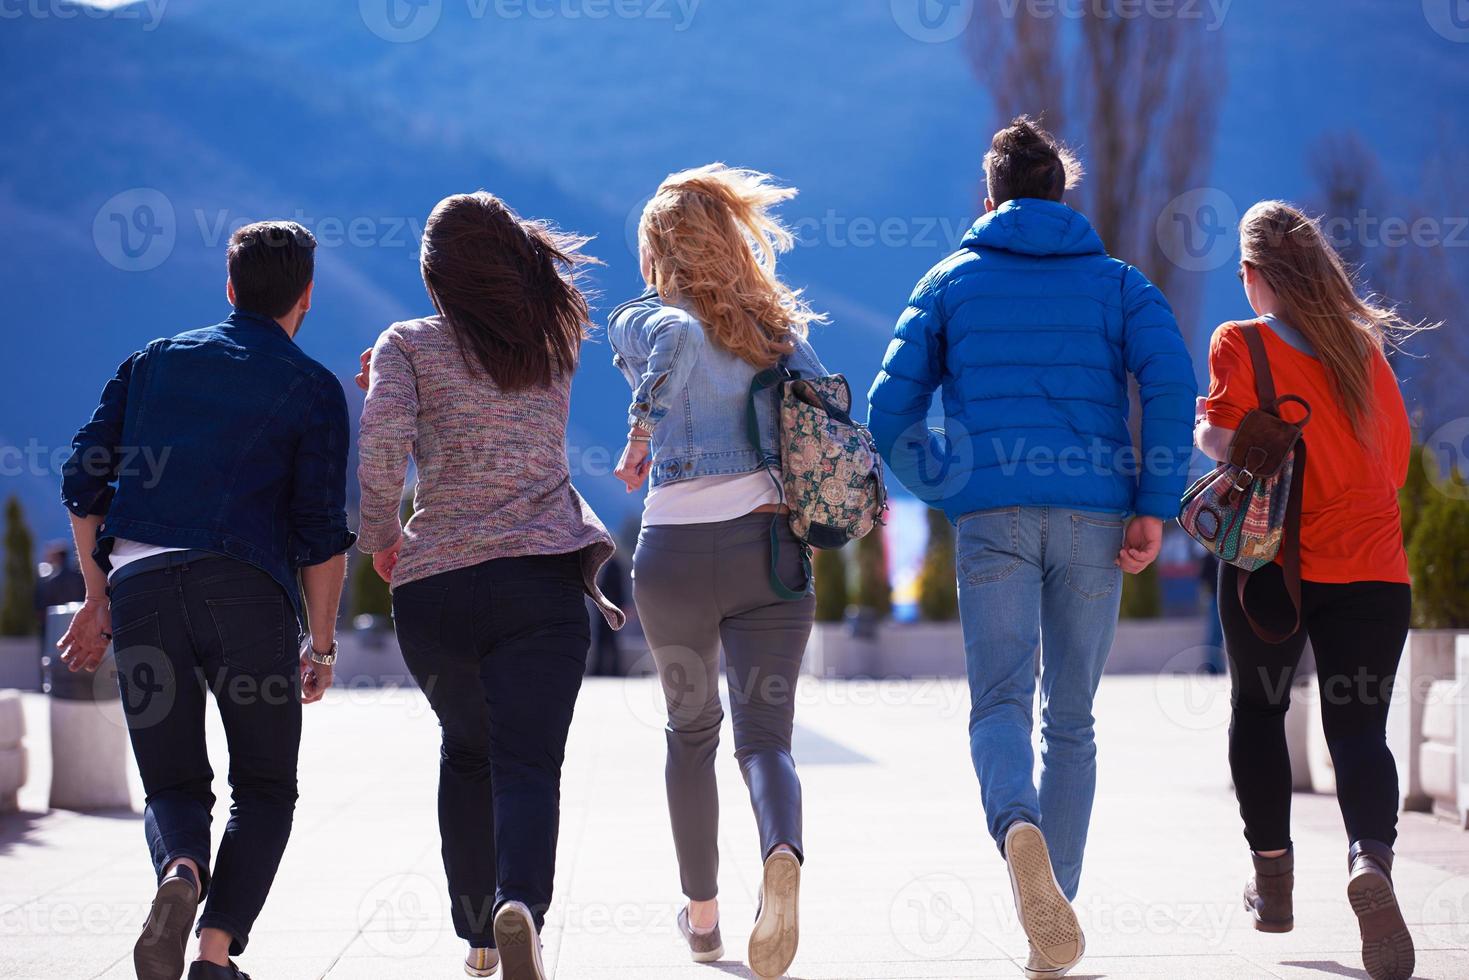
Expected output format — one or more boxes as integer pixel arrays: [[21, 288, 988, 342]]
[[1199, 551, 1224, 674], [34, 542, 85, 658]]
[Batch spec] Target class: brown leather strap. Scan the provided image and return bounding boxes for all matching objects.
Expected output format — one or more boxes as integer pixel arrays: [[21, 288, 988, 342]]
[[1241, 322, 1278, 413], [1237, 437, 1307, 644]]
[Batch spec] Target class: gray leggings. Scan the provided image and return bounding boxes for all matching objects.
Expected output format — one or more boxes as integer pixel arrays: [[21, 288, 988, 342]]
[[633, 513, 816, 902]]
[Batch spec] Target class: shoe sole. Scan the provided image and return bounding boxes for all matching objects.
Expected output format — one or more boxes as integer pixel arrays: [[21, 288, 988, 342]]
[[1005, 824, 1083, 971], [748, 851, 801, 979], [495, 903, 547, 980], [1348, 872, 1415, 980], [691, 944, 725, 964], [133, 876, 197, 980]]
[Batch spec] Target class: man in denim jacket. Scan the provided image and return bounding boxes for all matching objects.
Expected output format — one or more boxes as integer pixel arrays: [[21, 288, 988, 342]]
[[868, 118, 1196, 979], [57, 221, 355, 980]]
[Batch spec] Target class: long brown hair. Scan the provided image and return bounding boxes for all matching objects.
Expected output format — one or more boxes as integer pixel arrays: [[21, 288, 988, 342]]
[[639, 164, 826, 369], [1239, 200, 1426, 439], [420, 191, 597, 391]]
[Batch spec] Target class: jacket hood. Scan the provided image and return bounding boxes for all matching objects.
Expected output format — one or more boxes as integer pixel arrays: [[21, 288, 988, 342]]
[[961, 199, 1105, 257]]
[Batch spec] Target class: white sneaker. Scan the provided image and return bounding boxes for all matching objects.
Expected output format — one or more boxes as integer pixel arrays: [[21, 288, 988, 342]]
[[494, 901, 547, 980], [464, 945, 499, 977], [1004, 822, 1084, 974]]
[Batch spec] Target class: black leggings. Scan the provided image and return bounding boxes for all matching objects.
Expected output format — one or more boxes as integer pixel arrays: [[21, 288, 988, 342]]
[[1220, 562, 1411, 853]]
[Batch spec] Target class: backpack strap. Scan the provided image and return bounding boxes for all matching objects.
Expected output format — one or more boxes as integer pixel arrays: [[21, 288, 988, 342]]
[[1236, 324, 1306, 643], [745, 368, 811, 601]]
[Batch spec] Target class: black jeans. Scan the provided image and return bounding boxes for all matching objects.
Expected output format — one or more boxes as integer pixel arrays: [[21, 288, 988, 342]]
[[109, 554, 302, 955], [1220, 562, 1411, 853], [393, 553, 591, 945]]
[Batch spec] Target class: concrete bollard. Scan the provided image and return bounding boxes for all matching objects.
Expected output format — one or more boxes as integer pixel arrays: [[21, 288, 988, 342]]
[[44, 604, 133, 812], [0, 689, 26, 813]]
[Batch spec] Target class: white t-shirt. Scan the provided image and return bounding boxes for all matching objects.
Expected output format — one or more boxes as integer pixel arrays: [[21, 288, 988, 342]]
[[108, 539, 186, 579], [642, 471, 781, 527]]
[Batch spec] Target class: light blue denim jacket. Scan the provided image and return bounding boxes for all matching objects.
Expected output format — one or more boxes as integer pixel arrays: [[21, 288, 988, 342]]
[[609, 288, 827, 488]]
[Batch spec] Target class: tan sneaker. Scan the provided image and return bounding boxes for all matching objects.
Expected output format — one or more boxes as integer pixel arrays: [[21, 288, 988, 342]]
[[1023, 937, 1085, 979], [464, 945, 500, 977], [748, 850, 801, 979], [494, 901, 547, 980], [677, 906, 725, 963], [1003, 822, 1083, 973]]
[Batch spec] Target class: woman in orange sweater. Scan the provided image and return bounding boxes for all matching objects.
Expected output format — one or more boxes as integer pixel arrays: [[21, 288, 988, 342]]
[[1195, 201, 1423, 980]]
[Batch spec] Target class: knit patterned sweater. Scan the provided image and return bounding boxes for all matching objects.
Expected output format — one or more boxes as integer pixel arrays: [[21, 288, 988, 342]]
[[356, 316, 624, 628]]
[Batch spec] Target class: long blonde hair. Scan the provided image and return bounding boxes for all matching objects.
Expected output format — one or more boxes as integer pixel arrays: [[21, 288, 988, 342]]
[[1239, 200, 1425, 439], [639, 164, 826, 368]]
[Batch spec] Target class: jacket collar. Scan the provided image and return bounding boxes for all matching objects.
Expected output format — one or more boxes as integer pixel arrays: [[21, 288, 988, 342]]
[[961, 199, 1106, 258], [226, 308, 294, 342]]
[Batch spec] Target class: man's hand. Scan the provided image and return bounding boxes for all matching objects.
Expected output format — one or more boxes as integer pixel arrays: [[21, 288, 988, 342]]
[[373, 534, 402, 584], [614, 440, 651, 493], [300, 652, 333, 704], [57, 597, 112, 673], [1117, 516, 1164, 574], [354, 348, 373, 392]]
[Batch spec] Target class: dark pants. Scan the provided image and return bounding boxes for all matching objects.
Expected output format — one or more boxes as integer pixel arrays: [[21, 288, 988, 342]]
[[393, 553, 590, 944], [109, 555, 302, 955], [1221, 562, 1411, 853]]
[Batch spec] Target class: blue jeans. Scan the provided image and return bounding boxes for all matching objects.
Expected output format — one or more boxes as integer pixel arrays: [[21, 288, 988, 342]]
[[956, 506, 1124, 900]]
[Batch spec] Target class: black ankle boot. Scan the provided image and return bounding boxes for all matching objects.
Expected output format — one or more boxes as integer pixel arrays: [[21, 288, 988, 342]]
[[1348, 840, 1414, 980], [187, 961, 251, 980], [1243, 848, 1294, 933]]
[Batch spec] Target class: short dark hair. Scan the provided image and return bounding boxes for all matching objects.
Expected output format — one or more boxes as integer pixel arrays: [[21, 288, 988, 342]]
[[227, 221, 317, 319], [983, 116, 1081, 206]]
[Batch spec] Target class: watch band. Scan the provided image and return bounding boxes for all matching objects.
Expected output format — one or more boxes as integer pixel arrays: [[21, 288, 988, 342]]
[[301, 636, 338, 667]]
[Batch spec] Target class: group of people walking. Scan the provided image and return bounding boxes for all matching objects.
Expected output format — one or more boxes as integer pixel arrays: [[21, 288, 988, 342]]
[[54, 116, 1421, 980]]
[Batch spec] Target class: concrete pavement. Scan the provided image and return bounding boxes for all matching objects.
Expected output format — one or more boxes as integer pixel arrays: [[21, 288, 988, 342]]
[[3, 674, 1469, 979]]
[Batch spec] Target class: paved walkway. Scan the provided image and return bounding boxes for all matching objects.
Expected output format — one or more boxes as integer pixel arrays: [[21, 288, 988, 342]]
[[3, 675, 1469, 979]]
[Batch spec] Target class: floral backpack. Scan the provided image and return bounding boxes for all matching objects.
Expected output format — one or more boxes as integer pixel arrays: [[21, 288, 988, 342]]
[[1179, 322, 1310, 642], [748, 367, 888, 599]]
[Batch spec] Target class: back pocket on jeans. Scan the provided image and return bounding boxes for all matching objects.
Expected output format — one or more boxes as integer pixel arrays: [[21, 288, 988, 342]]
[[206, 595, 289, 675], [957, 508, 1022, 586], [1066, 515, 1124, 599]]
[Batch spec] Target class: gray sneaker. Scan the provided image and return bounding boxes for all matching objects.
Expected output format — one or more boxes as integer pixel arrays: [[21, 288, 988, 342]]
[[1003, 822, 1083, 974], [494, 901, 547, 980], [677, 906, 725, 963]]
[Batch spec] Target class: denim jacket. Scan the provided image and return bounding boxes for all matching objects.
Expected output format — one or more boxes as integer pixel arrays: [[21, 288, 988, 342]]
[[608, 289, 827, 488], [61, 310, 357, 622]]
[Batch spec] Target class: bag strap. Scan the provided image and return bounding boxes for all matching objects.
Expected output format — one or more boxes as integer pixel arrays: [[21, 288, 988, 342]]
[[1237, 437, 1307, 644], [745, 368, 811, 600], [1241, 323, 1278, 413]]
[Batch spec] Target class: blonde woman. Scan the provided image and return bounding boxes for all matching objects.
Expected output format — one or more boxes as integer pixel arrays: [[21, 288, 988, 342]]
[[610, 165, 827, 978], [1195, 201, 1423, 980]]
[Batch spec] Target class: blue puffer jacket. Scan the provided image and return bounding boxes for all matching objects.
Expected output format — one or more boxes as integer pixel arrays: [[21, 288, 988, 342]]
[[867, 199, 1196, 522]]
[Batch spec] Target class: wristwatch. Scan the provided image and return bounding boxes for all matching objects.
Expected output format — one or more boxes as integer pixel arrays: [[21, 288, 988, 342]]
[[301, 636, 338, 667]]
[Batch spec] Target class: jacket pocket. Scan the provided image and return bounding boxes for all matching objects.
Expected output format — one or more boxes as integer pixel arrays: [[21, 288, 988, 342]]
[[206, 595, 290, 675], [1066, 514, 1125, 599], [957, 507, 1023, 586]]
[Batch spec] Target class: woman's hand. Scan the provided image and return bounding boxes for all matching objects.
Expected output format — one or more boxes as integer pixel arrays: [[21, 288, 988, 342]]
[[615, 438, 652, 493], [373, 534, 402, 584], [354, 348, 373, 392]]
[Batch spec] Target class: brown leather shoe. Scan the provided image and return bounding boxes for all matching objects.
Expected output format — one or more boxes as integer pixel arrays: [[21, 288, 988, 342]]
[[1347, 841, 1414, 980], [677, 906, 725, 963], [1243, 849, 1294, 933]]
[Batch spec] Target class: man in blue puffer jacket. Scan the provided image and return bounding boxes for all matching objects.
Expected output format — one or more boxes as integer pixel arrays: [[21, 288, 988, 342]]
[[868, 117, 1195, 980]]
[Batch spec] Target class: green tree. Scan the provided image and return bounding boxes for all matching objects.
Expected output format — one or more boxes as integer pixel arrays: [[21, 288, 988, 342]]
[[917, 508, 959, 622], [1, 496, 37, 637], [1407, 472, 1469, 629], [812, 546, 849, 624], [349, 553, 393, 621], [1119, 562, 1161, 620], [855, 528, 892, 619]]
